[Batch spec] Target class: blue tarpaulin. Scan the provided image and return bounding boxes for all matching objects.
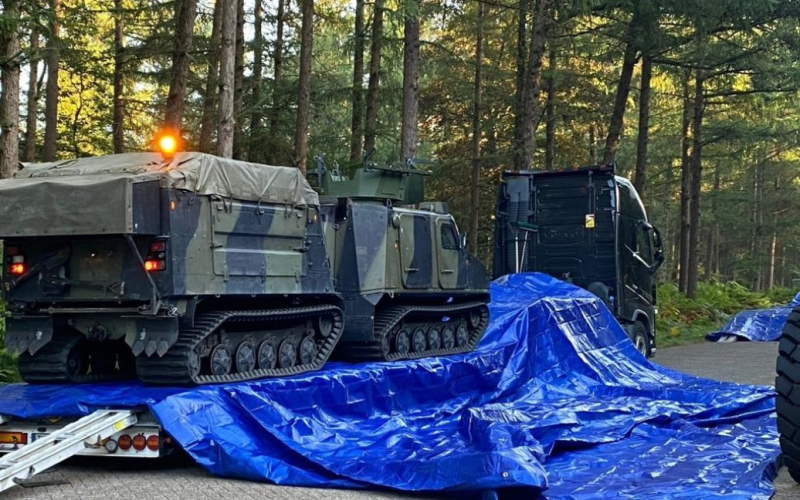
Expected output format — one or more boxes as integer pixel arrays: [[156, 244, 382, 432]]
[[0, 273, 780, 498], [708, 292, 800, 342]]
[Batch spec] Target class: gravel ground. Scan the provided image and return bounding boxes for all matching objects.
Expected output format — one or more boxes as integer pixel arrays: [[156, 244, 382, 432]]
[[1, 342, 791, 499]]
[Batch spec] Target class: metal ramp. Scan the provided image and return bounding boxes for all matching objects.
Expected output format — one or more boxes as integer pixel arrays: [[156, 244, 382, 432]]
[[0, 410, 136, 493]]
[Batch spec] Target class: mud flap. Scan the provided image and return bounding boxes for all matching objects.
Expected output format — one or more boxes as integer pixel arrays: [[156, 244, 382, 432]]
[[6, 316, 54, 355], [125, 316, 180, 358]]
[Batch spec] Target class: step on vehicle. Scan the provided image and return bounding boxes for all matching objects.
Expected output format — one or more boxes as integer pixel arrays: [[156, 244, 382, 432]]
[[0, 151, 343, 385], [313, 157, 491, 362]]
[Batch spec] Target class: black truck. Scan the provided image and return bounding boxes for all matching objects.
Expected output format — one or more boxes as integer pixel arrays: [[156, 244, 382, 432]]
[[493, 164, 664, 357]]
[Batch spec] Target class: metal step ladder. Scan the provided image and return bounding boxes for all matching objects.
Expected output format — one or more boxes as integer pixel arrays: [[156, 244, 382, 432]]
[[0, 409, 137, 493]]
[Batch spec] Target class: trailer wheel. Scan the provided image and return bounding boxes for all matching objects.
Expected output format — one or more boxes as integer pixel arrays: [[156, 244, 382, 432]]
[[631, 321, 651, 358], [776, 309, 800, 483]]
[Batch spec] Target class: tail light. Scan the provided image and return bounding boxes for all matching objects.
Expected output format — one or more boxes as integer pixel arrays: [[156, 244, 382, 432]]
[[5, 247, 26, 276], [132, 434, 147, 451], [146, 435, 160, 451], [145, 240, 168, 273], [118, 434, 132, 451]]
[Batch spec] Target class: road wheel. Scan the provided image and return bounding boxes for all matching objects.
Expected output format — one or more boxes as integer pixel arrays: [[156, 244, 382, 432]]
[[776, 309, 800, 483], [630, 321, 651, 358]]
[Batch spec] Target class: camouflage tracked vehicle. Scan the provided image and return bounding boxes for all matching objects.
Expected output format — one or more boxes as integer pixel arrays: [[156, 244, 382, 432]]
[[314, 158, 491, 361], [0, 153, 343, 385]]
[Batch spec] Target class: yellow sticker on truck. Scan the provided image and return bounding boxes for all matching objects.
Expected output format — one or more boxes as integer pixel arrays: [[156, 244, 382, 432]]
[[585, 214, 596, 229]]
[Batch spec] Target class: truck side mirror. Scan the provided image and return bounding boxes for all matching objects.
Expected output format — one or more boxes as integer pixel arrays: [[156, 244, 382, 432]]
[[649, 226, 665, 274], [460, 233, 468, 250]]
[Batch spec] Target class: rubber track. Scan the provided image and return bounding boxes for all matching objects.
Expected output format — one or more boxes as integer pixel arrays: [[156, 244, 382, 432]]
[[777, 308, 800, 482], [18, 334, 132, 384], [339, 301, 490, 361], [136, 304, 344, 386]]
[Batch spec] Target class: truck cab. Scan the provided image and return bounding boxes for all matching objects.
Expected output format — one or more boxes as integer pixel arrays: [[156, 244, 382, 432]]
[[493, 164, 664, 356]]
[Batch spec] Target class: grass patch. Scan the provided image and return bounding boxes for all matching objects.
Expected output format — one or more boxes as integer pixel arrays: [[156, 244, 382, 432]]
[[656, 281, 795, 348]]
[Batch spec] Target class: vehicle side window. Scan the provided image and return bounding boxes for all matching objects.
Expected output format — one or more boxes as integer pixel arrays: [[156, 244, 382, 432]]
[[636, 226, 653, 264], [441, 223, 459, 250]]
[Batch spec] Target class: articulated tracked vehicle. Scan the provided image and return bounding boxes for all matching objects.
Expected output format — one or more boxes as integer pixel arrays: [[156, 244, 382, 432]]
[[0, 153, 344, 385], [314, 159, 491, 362], [0, 153, 491, 385]]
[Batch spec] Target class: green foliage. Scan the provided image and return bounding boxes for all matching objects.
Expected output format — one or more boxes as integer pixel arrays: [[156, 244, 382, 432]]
[[656, 281, 796, 348]]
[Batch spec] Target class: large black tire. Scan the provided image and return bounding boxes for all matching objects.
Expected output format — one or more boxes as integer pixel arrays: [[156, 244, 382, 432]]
[[630, 321, 652, 358], [776, 308, 800, 482]]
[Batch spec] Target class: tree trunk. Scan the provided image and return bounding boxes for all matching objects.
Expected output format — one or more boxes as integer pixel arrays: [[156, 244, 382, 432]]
[[23, 29, 40, 162], [249, 0, 265, 161], [515, 0, 551, 170], [769, 215, 777, 290], [602, 40, 637, 165], [364, 0, 385, 153], [588, 123, 596, 164], [216, 0, 237, 158], [678, 69, 691, 293], [468, 1, 484, 255], [349, 0, 366, 161], [199, 0, 223, 153], [43, 0, 60, 162], [400, 0, 420, 161], [112, 0, 125, 154], [266, 0, 286, 162], [686, 73, 704, 299], [704, 165, 719, 282], [0, 0, 21, 179], [294, 0, 314, 174], [233, 0, 245, 159], [512, 0, 528, 170], [164, 0, 198, 133], [544, 43, 556, 170], [633, 55, 652, 197]]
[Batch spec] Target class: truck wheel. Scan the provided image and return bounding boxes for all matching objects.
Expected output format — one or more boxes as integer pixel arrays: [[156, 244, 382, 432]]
[[631, 321, 651, 358], [776, 309, 800, 483]]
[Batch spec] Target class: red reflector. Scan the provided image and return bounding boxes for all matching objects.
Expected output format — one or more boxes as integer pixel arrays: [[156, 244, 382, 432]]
[[132, 434, 146, 451], [150, 241, 166, 252], [0, 432, 28, 445], [144, 260, 165, 272], [9, 263, 26, 275], [118, 434, 132, 450], [5, 247, 18, 256], [146, 435, 160, 451]]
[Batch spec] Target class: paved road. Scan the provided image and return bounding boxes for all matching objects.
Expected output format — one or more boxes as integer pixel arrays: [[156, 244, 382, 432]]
[[2, 342, 792, 499]]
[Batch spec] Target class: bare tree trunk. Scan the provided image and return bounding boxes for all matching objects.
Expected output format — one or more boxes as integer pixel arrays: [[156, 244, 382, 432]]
[[0, 0, 21, 179], [349, 0, 366, 161], [678, 69, 691, 293], [249, 0, 265, 161], [164, 0, 198, 133], [233, 0, 245, 159], [216, 0, 237, 158], [515, 0, 551, 170], [294, 0, 314, 174], [112, 0, 125, 154], [23, 29, 40, 162], [364, 0, 385, 153], [544, 43, 556, 170], [400, 0, 420, 161], [43, 0, 60, 162], [686, 73, 704, 299], [199, 0, 223, 153], [468, 1, 484, 255], [512, 0, 528, 170], [602, 40, 637, 164], [588, 123, 596, 164], [266, 0, 286, 162], [633, 55, 651, 197], [769, 215, 777, 290], [704, 165, 719, 282]]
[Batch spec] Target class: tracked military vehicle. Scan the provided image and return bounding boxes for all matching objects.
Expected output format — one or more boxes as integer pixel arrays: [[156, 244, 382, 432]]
[[314, 158, 491, 362], [0, 153, 343, 385]]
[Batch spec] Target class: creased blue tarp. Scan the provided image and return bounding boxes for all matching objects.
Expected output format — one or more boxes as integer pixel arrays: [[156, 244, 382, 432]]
[[708, 292, 800, 342], [0, 273, 780, 498]]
